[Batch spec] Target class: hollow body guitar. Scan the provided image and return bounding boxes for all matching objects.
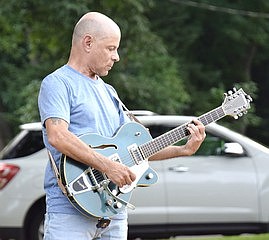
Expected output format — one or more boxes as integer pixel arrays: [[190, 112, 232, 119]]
[[60, 122, 157, 218], [60, 88, 252, 218]]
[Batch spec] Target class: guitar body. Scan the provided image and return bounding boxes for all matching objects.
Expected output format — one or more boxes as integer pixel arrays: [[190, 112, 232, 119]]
[[59, 88, 252, 218], [60, 122, 158, 218]]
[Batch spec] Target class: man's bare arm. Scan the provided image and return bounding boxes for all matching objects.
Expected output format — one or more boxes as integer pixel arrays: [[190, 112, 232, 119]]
[[45, 118, 136, 187]]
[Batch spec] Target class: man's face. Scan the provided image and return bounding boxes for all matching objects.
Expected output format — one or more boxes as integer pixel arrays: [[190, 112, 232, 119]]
[[88, 33, 120, 77]]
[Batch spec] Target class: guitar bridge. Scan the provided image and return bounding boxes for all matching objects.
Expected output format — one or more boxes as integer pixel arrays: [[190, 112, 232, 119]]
[[128, 144, 145, 165]]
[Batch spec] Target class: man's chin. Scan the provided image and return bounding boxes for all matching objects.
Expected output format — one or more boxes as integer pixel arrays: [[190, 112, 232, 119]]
[[99, 71, 109, 77]]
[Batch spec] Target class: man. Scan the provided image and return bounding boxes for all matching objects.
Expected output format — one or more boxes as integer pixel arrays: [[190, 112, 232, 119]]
[[38, 12, 206, 240]]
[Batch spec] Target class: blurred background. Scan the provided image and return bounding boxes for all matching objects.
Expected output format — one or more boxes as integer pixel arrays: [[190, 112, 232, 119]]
[[0, 0, 269, 148]]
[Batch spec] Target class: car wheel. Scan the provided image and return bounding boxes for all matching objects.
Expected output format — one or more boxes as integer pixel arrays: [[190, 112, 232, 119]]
[[25, 199, 45, 240], [38, 218, 44, 240], [26, 210, 45, 240]]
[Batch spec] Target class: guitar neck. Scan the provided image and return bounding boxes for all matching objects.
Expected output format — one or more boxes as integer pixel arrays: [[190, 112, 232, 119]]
[[140, 106, 225, 159]]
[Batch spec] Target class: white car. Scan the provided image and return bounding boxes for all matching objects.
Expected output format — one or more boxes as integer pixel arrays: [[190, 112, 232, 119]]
[[1, 114, 269, 239]]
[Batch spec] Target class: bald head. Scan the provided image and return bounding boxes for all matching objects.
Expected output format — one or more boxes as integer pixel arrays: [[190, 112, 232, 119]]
[[67, 12, 121, 79], [72, 12, 121, 43]]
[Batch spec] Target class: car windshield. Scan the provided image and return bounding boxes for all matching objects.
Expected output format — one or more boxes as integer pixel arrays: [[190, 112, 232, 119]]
[[0, 130, 45, 159]]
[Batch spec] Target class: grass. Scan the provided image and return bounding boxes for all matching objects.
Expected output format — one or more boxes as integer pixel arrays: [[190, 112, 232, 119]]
[[165, 233, 269, 240]]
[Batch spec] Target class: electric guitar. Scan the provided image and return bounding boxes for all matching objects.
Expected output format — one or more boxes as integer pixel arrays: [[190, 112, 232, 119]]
[[60, 88, 252, 218]]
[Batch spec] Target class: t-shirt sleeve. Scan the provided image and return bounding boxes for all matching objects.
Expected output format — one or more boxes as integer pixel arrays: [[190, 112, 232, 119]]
[[38, 75, 71, 126]]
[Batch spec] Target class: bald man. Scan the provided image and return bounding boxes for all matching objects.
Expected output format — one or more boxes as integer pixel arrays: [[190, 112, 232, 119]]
[[38, 12, 205, 239]]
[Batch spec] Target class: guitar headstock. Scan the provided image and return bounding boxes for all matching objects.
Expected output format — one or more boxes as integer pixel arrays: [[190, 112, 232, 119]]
[[222, 88, 252, 119]]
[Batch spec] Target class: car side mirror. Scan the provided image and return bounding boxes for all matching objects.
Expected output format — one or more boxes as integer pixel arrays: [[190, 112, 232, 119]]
[[223, 142, 245, 156]]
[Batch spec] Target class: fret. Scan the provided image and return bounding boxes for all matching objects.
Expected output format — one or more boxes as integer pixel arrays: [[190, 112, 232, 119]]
[[140, 106, 225, 159]]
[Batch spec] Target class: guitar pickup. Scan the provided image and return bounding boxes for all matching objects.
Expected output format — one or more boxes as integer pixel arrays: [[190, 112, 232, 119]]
[[128, 144, 144, 165]]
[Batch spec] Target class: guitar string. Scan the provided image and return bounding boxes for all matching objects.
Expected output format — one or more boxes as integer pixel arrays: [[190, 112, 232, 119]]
[[91, 106, 226, 183], [140, 107, 225, 158]]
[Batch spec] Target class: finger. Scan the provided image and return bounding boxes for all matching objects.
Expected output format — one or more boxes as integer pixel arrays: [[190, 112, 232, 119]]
[[125, 171, 136, 185], [130, 171, 136, 181], [187, 124, 206, 141], [191, 119, 205, 129], [191, 119, 200, 125], [191, 119, 205, 133], [187, 123, 199, 134]]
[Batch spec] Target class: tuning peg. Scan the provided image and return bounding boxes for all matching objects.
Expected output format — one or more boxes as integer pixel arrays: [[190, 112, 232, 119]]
[[233, 87, 237, 92], [234, 115, 239, 120], [247, 95, 253, 102], [228, 90, 233, 95]]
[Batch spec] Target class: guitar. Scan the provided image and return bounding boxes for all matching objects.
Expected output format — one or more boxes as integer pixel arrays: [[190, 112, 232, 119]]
[[60, 88, 252, 218]]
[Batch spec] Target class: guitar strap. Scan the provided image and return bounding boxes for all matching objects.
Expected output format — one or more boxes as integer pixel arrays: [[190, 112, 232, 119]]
[[47, 150, 68, 196], [109, 87, 144, 125]]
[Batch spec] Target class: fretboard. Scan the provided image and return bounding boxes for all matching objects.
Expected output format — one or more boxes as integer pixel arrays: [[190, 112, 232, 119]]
[[140, 106, 225, 159]]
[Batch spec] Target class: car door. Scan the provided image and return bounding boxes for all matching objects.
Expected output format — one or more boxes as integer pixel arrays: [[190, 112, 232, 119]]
[[163, 131, 259, 224], [127, 159, 167, 224]]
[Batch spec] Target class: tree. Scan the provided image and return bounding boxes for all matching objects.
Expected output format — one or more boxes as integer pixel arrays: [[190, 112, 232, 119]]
[[1, 0, 269, 147], [0, 0, 188, 140], [147, 0, 269, 144]]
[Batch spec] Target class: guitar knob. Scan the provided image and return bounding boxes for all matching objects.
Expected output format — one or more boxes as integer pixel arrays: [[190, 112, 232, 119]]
[[146, 173, 154, 180], [112, 189, 118, 195], [135, 132, 141, 136], [105, 199, 113, 206], [114, 202, 123, 209]]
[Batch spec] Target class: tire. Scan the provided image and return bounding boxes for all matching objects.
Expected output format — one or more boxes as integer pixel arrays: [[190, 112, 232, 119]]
[[25, 200, 45, 240]]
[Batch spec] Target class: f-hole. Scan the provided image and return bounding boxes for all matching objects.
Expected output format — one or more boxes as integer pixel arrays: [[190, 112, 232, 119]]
[[89, 144, 118, 150]]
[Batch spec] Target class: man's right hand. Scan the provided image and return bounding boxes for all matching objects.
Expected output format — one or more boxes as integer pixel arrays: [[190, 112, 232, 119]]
[[104, 161, 136, 188]]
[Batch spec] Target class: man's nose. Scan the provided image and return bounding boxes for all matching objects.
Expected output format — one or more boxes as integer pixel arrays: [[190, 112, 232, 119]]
[[112, 51, 120, 62]]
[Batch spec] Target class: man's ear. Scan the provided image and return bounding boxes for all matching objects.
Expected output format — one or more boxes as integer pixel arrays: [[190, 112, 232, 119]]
[[84, 34, 93, 52]]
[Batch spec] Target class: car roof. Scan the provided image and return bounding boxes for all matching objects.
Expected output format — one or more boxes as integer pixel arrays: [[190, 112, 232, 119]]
[[19, 115, 211, 132], [17, 114, 269, 154], [20, 122, 42, 131], [20, 111, 158, 131]]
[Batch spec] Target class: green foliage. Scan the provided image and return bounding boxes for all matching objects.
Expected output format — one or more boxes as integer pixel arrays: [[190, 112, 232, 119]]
[[1, 0, 269, 145], [147, 0, 269, 139], [169, 233, 269, 240], [15, 80, 41, 123], [91, 0, 189, 114], [0, 0, 187, 131]]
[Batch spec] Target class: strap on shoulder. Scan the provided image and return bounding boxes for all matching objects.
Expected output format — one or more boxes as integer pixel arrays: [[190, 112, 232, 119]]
[[107, 86, 143, 125]]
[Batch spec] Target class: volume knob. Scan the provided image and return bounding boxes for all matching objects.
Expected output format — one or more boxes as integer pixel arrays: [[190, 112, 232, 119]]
[[146, 173, 154, 180], [114, 202, 123, 209]]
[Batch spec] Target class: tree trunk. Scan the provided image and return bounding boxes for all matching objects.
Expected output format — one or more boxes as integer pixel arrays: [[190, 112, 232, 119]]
[[0, 111, 12, 151]]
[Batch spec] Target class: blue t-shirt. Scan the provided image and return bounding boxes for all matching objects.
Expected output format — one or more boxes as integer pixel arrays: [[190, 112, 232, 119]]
[[38, 65, 129, 214]]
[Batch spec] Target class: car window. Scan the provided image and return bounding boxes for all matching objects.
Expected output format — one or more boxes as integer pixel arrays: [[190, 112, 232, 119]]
[[148, 124, 227, 156], [0, 130, 45, 159], [194, 135, 226, 156]]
